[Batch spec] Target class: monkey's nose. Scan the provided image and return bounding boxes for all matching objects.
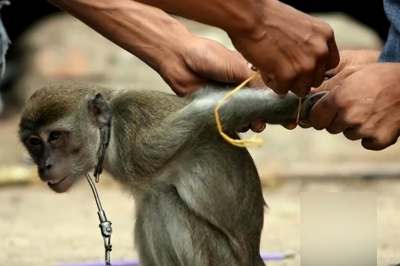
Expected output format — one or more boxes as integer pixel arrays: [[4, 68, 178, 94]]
[[39, 163, 52, 173]]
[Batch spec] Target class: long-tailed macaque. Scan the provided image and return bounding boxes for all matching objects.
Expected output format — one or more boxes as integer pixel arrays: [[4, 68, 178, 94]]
[[18, 82, 323, 266]]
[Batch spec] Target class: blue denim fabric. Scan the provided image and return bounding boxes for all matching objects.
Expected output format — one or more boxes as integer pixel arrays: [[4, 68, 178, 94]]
[[379, 0, 400, 62]]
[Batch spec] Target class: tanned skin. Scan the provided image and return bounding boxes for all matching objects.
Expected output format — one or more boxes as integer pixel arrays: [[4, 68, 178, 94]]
[[19, 82, 319, 266], [47, 0, 339, 97]]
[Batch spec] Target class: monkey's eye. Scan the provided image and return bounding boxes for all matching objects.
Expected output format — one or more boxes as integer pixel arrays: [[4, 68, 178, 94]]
[[29, 137, 42, 146], [49, 131, 61, 141]]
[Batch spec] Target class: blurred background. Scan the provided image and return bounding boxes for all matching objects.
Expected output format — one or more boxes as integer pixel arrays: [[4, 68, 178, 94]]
[[0, 1, 399, 266]]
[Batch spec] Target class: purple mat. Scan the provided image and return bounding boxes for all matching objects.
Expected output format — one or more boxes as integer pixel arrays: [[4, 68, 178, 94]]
[[55, 253, 295, 266]]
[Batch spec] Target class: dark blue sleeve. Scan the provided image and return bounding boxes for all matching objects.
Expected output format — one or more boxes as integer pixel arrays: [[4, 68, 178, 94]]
[[379, 0, 400, 62]]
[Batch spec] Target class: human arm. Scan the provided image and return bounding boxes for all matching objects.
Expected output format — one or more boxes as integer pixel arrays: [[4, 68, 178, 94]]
[[136, 0, 340, 97], [46, 0, 256, 96], [48, 0, 339, 97]]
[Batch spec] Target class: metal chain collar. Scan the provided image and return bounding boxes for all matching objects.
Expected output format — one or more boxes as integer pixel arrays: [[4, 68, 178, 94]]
[[86, 99, 113, 266]]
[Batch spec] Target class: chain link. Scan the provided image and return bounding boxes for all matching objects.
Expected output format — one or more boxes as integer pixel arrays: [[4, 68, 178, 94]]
[[86, 173, 113, 266]]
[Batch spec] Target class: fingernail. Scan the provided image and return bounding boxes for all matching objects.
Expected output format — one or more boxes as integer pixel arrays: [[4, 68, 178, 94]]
[[246, 62, 257, 71], [257, 124, 266, 132], [285, 123, 297, 130]]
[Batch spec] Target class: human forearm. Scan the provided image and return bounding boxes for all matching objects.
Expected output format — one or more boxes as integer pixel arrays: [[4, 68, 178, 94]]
[[135, 0, 339, 97], [47, 0, 193, 72], [135, 0, 265, 36]]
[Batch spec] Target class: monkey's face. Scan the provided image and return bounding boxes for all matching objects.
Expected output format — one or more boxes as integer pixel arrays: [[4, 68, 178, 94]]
[[19, 83, 110, 193], [22, 122, 99, 193]]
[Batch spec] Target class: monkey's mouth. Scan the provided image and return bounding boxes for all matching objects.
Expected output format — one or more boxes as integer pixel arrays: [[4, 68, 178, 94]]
[[47, 175, 74, 193], [48, 176, 67, 185]]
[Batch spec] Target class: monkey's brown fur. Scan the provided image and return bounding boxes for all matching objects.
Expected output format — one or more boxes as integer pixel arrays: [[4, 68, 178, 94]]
[[19, 82, 310, 266]]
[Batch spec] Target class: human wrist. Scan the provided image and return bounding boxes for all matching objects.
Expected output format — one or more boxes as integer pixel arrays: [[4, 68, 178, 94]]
[[222, 0, 267, 37], [94, 2, 194, 73], [131, 19, 194, 73], [136, 0, 267, 37], [339, 49, 381, 67], [226, 10, 266, 42], [362, 50, 381, 63], [225, 0, 273, 64]]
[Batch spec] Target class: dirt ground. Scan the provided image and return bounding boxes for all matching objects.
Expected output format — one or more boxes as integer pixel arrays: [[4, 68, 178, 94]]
[[1, 178, 400, 266], [1, 112, 400, 266]]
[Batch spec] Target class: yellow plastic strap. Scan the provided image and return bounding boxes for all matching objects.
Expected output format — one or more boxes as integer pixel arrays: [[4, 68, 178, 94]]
[[214, 71, 264, 148], [296, 97, 302, 124]]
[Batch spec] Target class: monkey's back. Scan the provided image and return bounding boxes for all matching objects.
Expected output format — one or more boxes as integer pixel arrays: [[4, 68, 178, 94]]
[[109, 88, 266, 265], [136, 134, 266, 266]]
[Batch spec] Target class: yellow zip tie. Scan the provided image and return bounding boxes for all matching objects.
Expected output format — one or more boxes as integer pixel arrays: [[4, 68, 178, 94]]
[[296, 97, 302, 124], [214, 71, 303, 148], [214, 71, 264, 148]]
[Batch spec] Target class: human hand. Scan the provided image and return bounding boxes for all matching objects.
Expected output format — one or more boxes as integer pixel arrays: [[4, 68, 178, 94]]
[[308, 63, 400, 150], [157, 36, 256, 96], [312, 49, 381, 93], [296, 49, 381, 130], [157, 36, 272, 133], [228, 0, 339, 98], [157, 35, 269, 133]]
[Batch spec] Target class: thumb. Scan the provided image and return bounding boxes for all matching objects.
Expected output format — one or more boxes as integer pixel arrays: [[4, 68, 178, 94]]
[[187, 43, 255, 85], [311, 76, 341, 94], [217, 51, 256, 84], [311, 65, 362, 94]]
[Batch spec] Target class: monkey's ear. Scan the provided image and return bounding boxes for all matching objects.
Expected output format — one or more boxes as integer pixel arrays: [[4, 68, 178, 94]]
[[87, 93, 111, 126]]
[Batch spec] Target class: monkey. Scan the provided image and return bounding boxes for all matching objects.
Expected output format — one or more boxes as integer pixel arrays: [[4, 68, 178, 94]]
[[18, 82, 324, 266]]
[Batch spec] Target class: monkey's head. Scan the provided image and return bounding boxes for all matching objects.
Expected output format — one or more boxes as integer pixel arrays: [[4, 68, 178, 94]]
[[18, 82, 111, 193]]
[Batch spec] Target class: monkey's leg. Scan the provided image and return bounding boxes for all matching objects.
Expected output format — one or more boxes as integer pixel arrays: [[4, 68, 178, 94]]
[[134, 185, 243, 266], [189, 87, 306, 131], [170, 145, 266, 266]]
